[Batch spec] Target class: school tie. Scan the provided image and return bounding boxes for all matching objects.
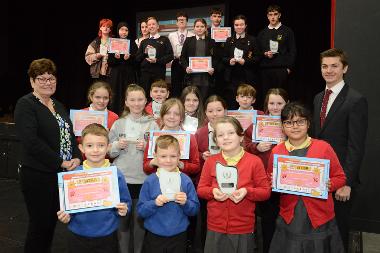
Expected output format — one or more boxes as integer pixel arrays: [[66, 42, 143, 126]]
[[179, 34, 185, 45], [320, 89, 332, 127]]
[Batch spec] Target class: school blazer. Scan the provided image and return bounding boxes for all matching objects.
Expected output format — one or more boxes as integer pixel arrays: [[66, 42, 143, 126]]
[[312, 84, 368, 187], [179, 36, 217, 70]]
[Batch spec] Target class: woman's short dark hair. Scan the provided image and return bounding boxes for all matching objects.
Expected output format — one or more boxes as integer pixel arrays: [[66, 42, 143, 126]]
[[281, 102, 312, 123], [27, 58, 57, 80]]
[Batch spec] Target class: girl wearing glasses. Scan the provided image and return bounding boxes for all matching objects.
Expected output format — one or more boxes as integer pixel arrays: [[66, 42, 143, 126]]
[[267, 102, 345, 253], [243, 88, 288, 253]]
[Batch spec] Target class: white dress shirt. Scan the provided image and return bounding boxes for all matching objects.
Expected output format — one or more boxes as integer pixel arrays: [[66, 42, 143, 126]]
[[325, 80, 345, 114]]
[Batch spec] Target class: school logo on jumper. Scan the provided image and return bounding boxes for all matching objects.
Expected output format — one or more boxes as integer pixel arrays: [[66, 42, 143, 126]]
[[277, 34, 283, 41]]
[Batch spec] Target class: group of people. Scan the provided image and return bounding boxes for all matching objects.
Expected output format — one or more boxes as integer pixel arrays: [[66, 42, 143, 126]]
[[14, 4, 368, 253], [85, 5, 296, 114]]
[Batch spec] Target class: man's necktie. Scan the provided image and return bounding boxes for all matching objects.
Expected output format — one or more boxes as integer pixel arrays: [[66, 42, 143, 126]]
[[320, 89, 332, 127], [179, 34, 185, 45]]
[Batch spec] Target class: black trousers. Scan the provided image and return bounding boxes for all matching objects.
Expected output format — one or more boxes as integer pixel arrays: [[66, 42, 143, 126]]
[[67, 231, 119, 253], [334, 190, 355, 253], [170, 59, 185, 98], [19, 167, 59, 253], [143, 231, 187, 253]]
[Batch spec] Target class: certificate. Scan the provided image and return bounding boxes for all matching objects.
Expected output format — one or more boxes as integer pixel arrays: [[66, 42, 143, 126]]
[[108, 38, 130, 54], [70, 110, 108, 136], [158, 169, 181, 201], [147, 130, 191, 159], [252, 115, 285, 144], [272, 155, 330, 199], [227, 110, 257, 130], [189, 57, 212, 73], [211, 27, 231, 42], [216, 162, 238, 194], [57, 166, 120, 213]]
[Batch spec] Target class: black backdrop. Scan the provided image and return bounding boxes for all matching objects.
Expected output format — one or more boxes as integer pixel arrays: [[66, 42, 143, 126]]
[[4, 0, 330, 112]]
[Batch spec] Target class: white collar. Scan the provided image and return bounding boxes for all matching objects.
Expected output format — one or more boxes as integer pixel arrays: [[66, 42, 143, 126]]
[[178, 29, 188, 35], [326, 80, 345, 94], [149, 33, 160, 39], [89, 104, 107, 112], [268, 22, 282, 30], [208, 122, 214, 132], [238, 106, 253, 110], [236, 33, 246, 39], [196, 35, 205, 40]]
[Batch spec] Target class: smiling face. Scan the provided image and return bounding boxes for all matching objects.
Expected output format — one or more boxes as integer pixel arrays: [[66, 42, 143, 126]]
[[150, 87, 169, 103], [162, 104, 182, 130], [210, 13, 222, 27], [125, 90, 147, 116], [147, 18, 159, 35], [90, 87, 110, 111], [282, 115, 309, 145], [267, 94, 286, 116], [99, 25, 111, 36], [234, 19, 246, 35], [321, 56, 348, 88], [30, 73, 57, 99], [215, 122, 243, 155], [194, 21, 206, 37], [140, 21, 149, 37], [206, 101, 226, 126], [177, 16, 187, 30], [155, 145, 180, 172], [184, 92, 199, 115], [79, 134, 109, 167]]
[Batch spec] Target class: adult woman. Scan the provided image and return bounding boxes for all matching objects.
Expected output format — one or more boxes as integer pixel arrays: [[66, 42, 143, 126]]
[[223, 15, 259, 108], [85, 18, 113, 81], [135, 20, 149, 48], [14, 58, 81, 252]]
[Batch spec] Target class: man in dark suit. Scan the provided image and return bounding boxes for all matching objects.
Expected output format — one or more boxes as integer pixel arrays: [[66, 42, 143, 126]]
[[312, 48, 368, 252]]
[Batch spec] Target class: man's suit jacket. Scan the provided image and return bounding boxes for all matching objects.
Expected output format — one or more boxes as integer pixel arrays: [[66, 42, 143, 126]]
[[312, 84, 368, 187]]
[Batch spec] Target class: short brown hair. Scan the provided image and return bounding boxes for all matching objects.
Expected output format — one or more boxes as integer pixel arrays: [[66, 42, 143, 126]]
[[28, 58, 57, 80], [151, 79, 169, 91], [160, 98, 185, 125], [204, 95, 227, 111], [154, 135, 180, 154], [320, 48, 348, 67], [81, 123, 109, 143], [236, 84, 257, 98], [210, 7, 223, 16], [176, 12, 188, 21], [267, 5, 281, 13], [213, 116, 244, 143], [146, 16, 159, 24], [87, 81, 112, 105], [263, 88, 289, 114]]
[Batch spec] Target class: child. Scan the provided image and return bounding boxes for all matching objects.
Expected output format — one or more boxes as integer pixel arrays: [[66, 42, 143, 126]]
[[145, 79, 170, 119], [180, 18, 216, 99], [235, 84, 257, 110], [108, 22, 138, 114], [137, 135, 199, 253], [197, 116, 271, 253], [57, 123, 132, 253], [143, 98, 200, 177], [268, 102, 345, 253], [223, 15, 259, 109], [83, 81, 119, 130], [109, 84, 159, 253], [136, 16, 174, 94], [242, 88, 288, 253], [180, 85, 206, 132]]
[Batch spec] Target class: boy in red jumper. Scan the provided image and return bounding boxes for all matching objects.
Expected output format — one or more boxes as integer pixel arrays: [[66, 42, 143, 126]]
[[197, 116, 271, 253]]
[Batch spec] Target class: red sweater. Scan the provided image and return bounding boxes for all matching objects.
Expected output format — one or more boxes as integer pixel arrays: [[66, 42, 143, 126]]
[[268, 139, 346, 228], [145, 102, 153, 116], [197, 152, 271, 234], [143, 134, 200, 176]]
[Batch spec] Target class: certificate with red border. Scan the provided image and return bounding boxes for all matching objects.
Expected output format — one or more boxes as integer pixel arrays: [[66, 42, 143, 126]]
[[147, 130, 191, 159], [108, 38, 130, 54], [58, 166, 120, 213], [227, 110, 257, 130], [70, 110, 108, 136], [272, 155, 330, 199], [211, 27, 231, 42], [252, 115, 285, 144], [189, 57, 212, 73]]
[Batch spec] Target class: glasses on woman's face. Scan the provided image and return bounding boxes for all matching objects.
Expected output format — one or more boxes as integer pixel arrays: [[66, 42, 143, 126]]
[[283, 118, 307, 128], [36, 77, 56, 84]]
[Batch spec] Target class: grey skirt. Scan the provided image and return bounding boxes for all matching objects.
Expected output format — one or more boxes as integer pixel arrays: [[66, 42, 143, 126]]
[[204, 230, 255, 253]]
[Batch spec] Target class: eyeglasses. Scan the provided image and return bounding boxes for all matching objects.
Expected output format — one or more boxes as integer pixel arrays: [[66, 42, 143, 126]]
[[36, 77, 56, 84], [283, 118, 307, 128]]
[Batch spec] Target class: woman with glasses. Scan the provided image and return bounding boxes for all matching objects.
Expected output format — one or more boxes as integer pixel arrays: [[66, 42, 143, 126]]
[[267, 102, 346, 253], [14, 58, 82, 253]]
